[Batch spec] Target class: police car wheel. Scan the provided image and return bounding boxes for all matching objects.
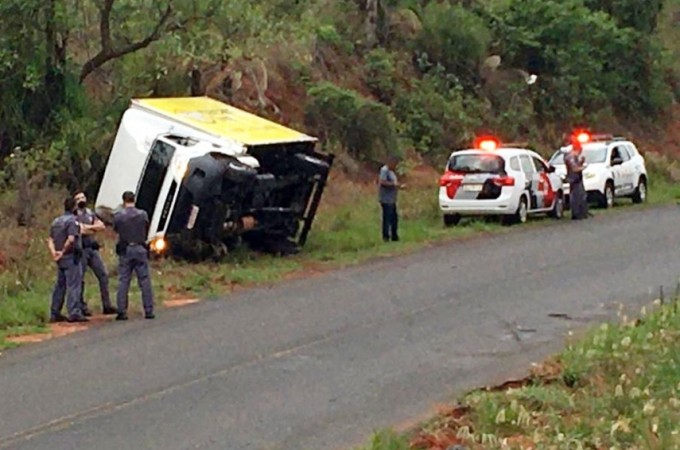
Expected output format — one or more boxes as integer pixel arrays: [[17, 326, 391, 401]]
[[598, 182, 614, 209], [504, 197, 528, 226], [443, 214, 461, 227], [632, 178, 647, 204], [550, 193, 564, 219]]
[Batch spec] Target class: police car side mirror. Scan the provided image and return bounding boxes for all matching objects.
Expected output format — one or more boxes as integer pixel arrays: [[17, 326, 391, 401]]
[[547, 165, 556, 173], [611, 157, 623, 166]]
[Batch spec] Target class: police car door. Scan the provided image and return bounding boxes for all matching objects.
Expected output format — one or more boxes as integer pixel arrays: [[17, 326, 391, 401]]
[[531, 155, 557, 210], [609, 145, 627, 195], [617, 146, 636, 194], [518, 154, 539, 211]]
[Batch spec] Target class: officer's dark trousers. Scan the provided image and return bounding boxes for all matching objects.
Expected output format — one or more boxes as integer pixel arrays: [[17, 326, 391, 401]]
[[51, 255, 83, 317], [570, 180, 589, 220], [80, 248, 112, 310], [117, 245, 154, 315], [380, 202, 399, 241]]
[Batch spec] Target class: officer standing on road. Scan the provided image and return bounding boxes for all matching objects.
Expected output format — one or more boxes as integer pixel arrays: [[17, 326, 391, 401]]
[[74, 191, 117, 316], [48, 197, 88, 323], [564, 137, 589, 220], [378, 155, 404, 242], [113, 191, 155, 321]]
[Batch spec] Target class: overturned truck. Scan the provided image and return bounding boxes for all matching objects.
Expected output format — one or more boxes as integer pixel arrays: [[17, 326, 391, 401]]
[[95, 97, 333, 261]]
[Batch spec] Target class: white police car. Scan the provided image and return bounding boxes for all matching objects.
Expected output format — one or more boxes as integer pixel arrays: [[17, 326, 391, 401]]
[[439, 137, 565, 226], [549, 133, 648, 209]]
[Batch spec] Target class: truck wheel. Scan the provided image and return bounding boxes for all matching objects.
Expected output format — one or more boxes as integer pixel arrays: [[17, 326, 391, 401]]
[[632, 177, 647, 204], [443, 214, 461, 227]]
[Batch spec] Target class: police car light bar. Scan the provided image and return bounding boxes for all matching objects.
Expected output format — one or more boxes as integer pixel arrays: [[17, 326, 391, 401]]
[[474, 135, 501, 151]]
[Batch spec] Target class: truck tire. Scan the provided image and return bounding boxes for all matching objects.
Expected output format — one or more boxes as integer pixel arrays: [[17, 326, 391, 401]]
[[632, 176, 647, 204]]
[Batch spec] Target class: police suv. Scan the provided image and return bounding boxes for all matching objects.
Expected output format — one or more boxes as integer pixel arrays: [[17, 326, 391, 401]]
[[549, 134, 648, 209], [438, 137, 565, 226]]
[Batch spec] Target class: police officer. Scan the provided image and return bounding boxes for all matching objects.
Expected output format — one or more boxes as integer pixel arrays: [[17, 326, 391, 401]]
[[48, 197, 88, 323], [74, 191, 117, 316], [378, 155, 404, 242], [113, 191, 155, 321], [564, 138, 589, 220]]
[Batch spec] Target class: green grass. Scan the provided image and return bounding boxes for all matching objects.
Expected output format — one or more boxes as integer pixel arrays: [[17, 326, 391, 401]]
[[1, 175, 679, 350], [361, 296, 680, 450]]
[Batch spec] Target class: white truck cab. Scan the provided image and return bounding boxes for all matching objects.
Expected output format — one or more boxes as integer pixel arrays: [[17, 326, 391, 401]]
[[95, 97, 334, 260]]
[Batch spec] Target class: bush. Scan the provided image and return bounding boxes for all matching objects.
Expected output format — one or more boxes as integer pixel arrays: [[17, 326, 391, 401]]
[[364, 48, 398, 104], [414, 2, 491, 83], [393, 74, 482, 160], [305, 82, 400, 161]]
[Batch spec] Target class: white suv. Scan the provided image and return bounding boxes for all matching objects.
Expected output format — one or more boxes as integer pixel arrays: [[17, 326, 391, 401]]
[[439, 145, 565, 226], [549, 136, 648, 209]]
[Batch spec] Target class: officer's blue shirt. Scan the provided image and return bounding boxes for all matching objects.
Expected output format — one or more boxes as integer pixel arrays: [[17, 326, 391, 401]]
[[378, 165, 398, 204], [564, 152, 583, 184], [113, 207, 149, 245], [49, 212, 81, 254], [76, 208, 97, 247]]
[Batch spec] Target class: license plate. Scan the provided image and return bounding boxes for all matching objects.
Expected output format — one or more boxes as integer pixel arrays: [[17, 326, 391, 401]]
[[463, 184, 483, 192]]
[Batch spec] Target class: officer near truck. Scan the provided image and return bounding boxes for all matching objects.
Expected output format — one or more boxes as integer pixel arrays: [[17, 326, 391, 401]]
[[48, 197, 88, 323], [113, 191, 155, 321], [74, 191, 117, 316]]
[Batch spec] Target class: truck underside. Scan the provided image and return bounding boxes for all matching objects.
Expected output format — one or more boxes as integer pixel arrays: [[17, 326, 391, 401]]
[[163, 141, 333, 261]]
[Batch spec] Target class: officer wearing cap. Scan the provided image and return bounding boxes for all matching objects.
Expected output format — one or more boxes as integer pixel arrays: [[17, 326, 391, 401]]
[[48, 197, 88, 323], [74, 191, 117, 316], [113, 191, 155, 321], [564, 136, 589, 220]]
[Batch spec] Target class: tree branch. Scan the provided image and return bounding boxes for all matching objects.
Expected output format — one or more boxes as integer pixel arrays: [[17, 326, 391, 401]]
[[80, 3, 173, 83]]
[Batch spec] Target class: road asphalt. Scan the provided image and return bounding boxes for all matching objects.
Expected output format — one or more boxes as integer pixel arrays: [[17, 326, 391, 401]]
[[0, 205, 679, 450]]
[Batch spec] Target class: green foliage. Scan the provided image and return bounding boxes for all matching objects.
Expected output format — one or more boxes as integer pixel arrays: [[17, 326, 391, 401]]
[[364, 48, 398, 103], [393, 74, 481, 159], [415, 2, 491, 83], [305, 82, 400, 161]]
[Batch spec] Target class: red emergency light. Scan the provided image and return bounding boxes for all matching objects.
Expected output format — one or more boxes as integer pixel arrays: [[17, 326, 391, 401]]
[[474, 135, 500, 151]]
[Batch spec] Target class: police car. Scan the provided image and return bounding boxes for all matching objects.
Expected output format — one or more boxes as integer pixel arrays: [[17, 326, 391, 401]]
[[549, 132, 648, 209], [438, 137, 565, 226]]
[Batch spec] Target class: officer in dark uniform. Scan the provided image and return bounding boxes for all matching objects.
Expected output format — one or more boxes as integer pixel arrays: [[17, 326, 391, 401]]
[[74, 191, 117, 315], [48, 197, 88, 323], [564, 137, 589, 220], [113, 191, 155, 321]]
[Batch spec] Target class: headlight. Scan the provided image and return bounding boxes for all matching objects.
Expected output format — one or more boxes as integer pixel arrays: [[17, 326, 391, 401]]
[[150, 237, 168, 254]]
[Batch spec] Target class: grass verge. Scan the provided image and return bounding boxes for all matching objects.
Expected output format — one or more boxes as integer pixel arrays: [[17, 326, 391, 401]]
[[1, 170, 679, 350], [360, 294, 680, 450]]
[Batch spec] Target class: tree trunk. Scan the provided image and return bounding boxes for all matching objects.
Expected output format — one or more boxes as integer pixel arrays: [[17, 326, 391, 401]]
[[364, 0, 379, 49]]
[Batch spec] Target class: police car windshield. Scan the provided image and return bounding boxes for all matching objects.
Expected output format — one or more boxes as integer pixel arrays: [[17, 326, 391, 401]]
[[448, 153, 505, 174], [550, 147, 608, 165]]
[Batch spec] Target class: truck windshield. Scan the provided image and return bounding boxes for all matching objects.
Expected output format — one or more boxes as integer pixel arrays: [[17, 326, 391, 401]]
[[137, 140, 176, 217], [448, 153, 505, 174]]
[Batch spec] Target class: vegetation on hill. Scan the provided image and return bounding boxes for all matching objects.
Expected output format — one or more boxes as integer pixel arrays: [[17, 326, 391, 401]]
[[0, 0, 678, 195]]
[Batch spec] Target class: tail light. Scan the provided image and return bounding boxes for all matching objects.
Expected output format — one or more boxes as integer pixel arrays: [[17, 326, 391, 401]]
[[492, 176, 515, 187], [439, 171, 464, 199]]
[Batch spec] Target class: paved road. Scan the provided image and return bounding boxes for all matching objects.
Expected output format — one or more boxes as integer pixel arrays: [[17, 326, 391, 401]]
[[1, 206, 679, 450]]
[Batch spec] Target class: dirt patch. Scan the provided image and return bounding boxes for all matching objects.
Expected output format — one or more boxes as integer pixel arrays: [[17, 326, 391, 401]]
[[164, 298, 201, 308], [7, 322, 92, 344]]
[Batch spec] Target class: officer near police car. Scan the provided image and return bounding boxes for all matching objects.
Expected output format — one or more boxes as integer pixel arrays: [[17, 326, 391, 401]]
[[564, 134, 589, 220], [113, 191, 155, 321], [74, 191, 117, 316], [48, 197, 88, 323]]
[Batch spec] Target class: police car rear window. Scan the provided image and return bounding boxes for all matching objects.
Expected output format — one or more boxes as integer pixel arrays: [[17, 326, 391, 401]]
[[448, 154, 506, 175]]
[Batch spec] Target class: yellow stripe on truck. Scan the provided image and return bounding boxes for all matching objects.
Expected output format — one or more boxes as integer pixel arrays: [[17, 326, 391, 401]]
[[133, 96, 315, 146]]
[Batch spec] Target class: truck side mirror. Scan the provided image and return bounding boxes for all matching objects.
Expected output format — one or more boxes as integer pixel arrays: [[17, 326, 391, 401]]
[[611, 157, 623, 166]]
